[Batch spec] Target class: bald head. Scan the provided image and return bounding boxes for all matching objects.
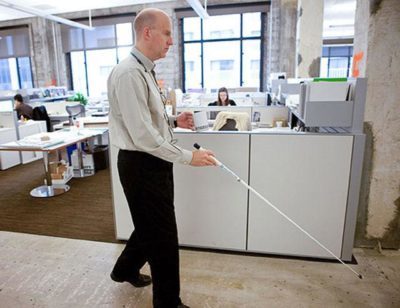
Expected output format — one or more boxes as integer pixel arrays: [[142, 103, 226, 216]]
[[133, 8, 173, 61], [134, 8, 169, 40]]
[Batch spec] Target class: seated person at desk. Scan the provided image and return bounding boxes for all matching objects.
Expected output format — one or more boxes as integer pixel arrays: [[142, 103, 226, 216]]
[[14, 94, 33, 120], [208, 87, 236, 119], [208, 87, 236, 106]]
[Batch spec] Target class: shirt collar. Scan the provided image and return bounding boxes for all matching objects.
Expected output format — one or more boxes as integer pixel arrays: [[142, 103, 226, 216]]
[[131, 46, 155, 72]]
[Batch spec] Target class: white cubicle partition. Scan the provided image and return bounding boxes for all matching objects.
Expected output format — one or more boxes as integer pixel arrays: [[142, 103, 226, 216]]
[[248, 134, 353, 258], [18, 121, 47, 163], [110, 130, 360, 261], [0, 110, 20, 169], [111, 132, 250, 250], [0, 128, 20, 169], [174, 133, 249, 250]]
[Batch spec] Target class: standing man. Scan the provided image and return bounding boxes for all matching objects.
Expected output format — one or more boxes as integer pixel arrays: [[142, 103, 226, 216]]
[[107, 8, 216, 308]]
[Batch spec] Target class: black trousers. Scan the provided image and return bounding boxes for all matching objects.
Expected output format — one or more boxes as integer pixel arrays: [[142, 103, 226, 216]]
[[114, 150, 181, 308]]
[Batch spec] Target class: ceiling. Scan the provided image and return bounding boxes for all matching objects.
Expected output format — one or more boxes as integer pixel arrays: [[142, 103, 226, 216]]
[[323, 0, 356, 39], [0, 0, 356, 39], [0, 0, 170, 21]]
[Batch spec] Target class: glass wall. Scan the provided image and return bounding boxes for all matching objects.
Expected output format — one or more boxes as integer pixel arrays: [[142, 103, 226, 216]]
[[182, 11, 264, 92]]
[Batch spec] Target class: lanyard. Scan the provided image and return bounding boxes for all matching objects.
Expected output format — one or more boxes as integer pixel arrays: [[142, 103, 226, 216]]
[[130, 52, 176, 143], [130, 52, 163, 101]]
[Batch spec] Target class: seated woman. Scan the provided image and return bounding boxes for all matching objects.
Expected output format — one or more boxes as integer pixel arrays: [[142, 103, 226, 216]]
[[208, 87, 236, 106], [208, 87, 236, 119]]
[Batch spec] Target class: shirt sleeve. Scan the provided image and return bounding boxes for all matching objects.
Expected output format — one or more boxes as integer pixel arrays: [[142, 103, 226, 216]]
[[114, 70, 193, 164], [168, 115, 178, 128]]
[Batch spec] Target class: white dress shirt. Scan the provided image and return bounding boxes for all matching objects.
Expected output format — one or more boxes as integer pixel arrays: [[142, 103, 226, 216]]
[[107, 47, 193, 164]]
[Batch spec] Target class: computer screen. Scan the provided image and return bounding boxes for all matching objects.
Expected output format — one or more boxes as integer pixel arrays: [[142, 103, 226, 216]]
[[0, 100, 14, 112]]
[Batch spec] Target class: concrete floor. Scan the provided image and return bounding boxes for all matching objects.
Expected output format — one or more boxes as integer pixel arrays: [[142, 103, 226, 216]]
[[0, 231, 399, 308]]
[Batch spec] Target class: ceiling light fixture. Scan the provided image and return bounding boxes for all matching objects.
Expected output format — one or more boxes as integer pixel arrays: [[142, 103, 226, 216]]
[[186, 0, 210, 19], [329, 24, 354, 28], [0, 0, 94, 30]]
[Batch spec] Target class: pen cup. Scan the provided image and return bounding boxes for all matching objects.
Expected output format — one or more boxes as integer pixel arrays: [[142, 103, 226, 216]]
[[193, 111, 209, 131]]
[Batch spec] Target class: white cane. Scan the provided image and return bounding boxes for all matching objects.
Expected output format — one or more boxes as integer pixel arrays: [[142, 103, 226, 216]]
[[194, 143, 362, 279]]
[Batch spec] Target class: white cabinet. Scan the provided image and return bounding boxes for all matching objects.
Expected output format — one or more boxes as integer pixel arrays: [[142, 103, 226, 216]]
[[110, 131, 358, 260], [0, 128, 20, 170], [18, 121, 47, 163], [111, 132, 250, 251], [247, 134, 353, 259], [174, 133, 249, 250]]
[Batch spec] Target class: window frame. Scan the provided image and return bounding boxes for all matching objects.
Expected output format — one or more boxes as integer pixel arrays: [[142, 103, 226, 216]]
[[321, 45, 353, 78], [63, 15, 135, 96], [178, 3, 267, 92], [0, 25, 34, 90]]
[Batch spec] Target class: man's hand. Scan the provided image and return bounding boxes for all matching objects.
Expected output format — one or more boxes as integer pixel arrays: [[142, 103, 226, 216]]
[[176, 112, 194, 130], [190, 150, 216, 166]]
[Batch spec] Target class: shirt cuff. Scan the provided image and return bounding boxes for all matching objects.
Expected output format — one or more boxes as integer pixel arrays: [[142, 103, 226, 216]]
[[168, 116, 178, 128], [179, 148, 193, 165]]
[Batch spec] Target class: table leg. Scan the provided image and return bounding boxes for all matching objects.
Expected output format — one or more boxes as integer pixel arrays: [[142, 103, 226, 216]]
[[73, 141, 94, 178], [30, 151, 70, 198]]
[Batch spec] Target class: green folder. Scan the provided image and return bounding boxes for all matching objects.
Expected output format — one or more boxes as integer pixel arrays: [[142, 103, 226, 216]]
[[313, 77, 348, 82]]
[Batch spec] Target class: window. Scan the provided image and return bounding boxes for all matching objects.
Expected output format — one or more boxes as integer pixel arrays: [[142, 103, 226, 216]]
[[0, 58, 18, 90], [210, 60, 234, 71], [204, 41, 240, 89], [250, 60, 260, 70], [17, 57, 33, 89], [0, 27, 33, 90], [70, 51, 87, 96], [62, 17, 134, 97], [183, 42, 202, 90], [186, 61, 195, 71], [86, 49, 117, 97], [320, 46, 353, 78], [181, 11, 264, 91]]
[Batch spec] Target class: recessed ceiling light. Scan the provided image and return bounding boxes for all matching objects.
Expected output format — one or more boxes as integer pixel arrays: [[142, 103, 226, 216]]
[[32, 4, 57, 11]]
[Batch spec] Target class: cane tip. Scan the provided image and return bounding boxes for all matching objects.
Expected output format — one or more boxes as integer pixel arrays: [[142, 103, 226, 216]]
[[358, 274, 363, 279]]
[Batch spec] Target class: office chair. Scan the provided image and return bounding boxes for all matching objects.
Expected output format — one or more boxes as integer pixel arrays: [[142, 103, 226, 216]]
[[32, 105, 51, 131], [66, 104, 85, 126]]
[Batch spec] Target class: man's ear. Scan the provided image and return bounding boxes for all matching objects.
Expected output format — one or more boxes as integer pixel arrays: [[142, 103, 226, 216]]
[[143, 26, 152, 40]]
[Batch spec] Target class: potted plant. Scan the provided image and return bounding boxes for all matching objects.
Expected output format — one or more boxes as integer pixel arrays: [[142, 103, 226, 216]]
[[68, 92, 88, 106]]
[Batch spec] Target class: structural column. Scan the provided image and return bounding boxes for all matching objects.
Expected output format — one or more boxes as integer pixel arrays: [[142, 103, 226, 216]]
[[354, 0, 400, 249], [30, 18, 67, 87], [295, 0, 324, 78], [267, 0, 297, 79]]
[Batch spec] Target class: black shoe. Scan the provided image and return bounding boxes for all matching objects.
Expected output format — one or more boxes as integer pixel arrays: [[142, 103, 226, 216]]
[[110, 271, 152, 288], [177, 304, 190, 308]]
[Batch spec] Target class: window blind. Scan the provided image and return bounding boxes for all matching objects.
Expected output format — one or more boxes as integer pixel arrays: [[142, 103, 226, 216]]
[[61, 15, 134, 52], [0, 26, 31, 59]]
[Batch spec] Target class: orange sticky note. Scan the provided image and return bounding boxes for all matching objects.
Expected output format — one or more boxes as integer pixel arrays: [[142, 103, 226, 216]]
[[352, 51, 364, 78]]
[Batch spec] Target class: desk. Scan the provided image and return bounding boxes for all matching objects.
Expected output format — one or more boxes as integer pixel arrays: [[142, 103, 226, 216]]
[[0, 128, 108, 198], [53, 116, 109, 131]]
